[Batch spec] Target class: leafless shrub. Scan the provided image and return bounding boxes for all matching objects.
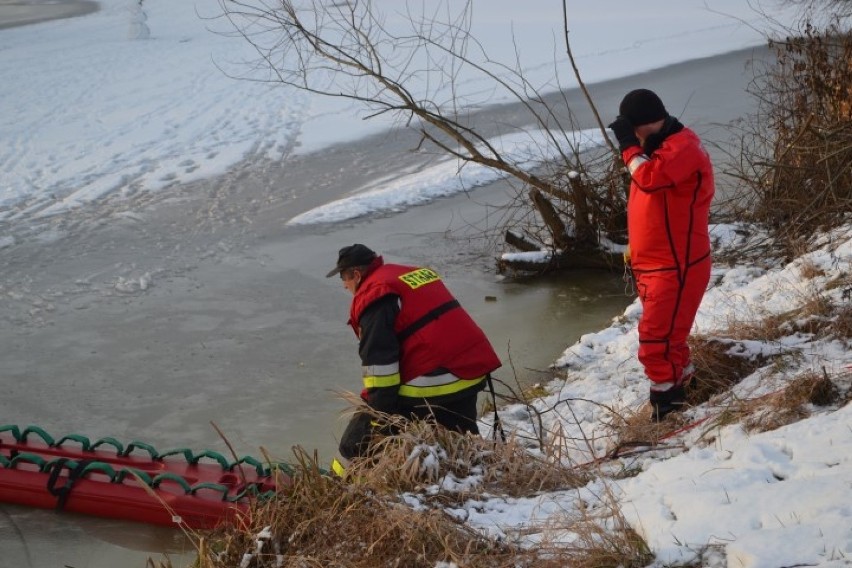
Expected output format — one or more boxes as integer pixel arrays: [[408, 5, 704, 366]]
[[782, 1, 852, 26], [727, 14, 852, 258], [218, 0, 628, 268]]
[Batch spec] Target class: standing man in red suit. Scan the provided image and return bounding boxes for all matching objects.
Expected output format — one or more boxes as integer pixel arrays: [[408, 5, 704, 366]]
[[608, 89, 714, 421]]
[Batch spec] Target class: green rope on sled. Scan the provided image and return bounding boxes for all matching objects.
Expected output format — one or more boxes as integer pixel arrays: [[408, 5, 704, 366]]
[[121, 440, 160, 460], [10, 453, 48, 469], [0, 425, 21, 442], [151, 472, 193, 494], [55, 434, 92, 452], [0, 423, 290, 503], [231, 455, 268, 476], [188, 449, 231, 469], [90, 437, 125, 453], [79, 461, 118, 479], [114, 467, 154, 486], [19, 426, 55, 446], [189, 482, 231, 501], [1, 424, 284, 473]]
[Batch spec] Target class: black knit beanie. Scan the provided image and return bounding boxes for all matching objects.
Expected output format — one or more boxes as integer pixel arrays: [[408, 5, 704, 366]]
[[619, 89, 668, 127]]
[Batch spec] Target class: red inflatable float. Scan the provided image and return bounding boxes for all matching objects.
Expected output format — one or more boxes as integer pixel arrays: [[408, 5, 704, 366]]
[[0, 425, 288, 529]]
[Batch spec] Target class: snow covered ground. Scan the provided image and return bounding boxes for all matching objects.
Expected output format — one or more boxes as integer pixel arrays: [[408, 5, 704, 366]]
[[1, 0, 797, 225], [456, 224, 852, 567], [4, 2, 850, 567]]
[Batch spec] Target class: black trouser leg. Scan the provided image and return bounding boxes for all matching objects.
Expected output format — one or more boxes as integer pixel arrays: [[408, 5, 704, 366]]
[[404, 392, 480, 435], [338, 411, 373, 460]]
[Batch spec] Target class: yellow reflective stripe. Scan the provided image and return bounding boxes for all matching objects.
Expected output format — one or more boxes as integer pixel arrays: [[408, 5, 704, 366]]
[[399, 375, 485, 398], [363, 372, 401, 389], [627, 154, 649, 175], [331, 458, 346, 478]]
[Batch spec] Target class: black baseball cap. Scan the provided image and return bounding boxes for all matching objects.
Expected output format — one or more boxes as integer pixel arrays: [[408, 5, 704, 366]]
[[325, 244, 377, 278]]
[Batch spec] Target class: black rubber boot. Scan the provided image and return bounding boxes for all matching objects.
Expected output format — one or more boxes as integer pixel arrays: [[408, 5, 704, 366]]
[[650, 384, 687, 423]]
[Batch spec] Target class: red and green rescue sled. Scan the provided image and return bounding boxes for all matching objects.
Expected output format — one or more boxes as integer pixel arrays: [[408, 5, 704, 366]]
[[0, 424, 289, 529]]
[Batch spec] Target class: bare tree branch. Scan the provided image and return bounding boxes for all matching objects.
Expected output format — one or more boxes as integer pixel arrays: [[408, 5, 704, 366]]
[[561, 0, 618, 157], [217, 0, 630, 269]]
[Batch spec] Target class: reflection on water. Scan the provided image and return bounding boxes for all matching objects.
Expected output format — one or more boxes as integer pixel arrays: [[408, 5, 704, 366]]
[[467, 269, 633, 388]]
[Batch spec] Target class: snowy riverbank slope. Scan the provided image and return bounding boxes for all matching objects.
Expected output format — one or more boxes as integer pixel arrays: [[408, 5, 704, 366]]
[[466, 222, 852, 567]]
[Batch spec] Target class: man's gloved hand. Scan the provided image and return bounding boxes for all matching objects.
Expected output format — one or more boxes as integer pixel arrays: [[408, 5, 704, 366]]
[[607, 116, 640, 152], [623, 243, 631, 265]]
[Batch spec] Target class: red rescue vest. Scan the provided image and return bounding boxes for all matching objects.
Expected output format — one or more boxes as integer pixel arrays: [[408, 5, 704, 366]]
[[349, 263, 501, 384]]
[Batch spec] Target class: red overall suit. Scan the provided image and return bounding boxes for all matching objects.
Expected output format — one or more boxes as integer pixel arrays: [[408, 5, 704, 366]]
[[622, 126, 714, 392]]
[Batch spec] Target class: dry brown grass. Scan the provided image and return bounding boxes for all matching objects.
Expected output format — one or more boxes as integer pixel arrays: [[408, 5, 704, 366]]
[[568, 525, 653, 568], [731, 370, 843, 433], [595, 335, 770, 452], [345, 414, 588, 501], [726, 302, 830, 342], [185, 447, 524, 568], [682, 368, 849, 447], [601, 330, 845, 449], [144, 404, 660, 568], [798, 258, 827, 279], [827, 301, 852, 338], [596, 403, 671, 454], [688, 336, 769, 403], [149, 419, 654, 568], [825, 272, 851, 292]]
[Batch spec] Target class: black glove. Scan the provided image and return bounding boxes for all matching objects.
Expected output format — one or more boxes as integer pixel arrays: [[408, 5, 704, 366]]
[[607, 115, 640, 152]]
